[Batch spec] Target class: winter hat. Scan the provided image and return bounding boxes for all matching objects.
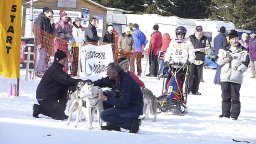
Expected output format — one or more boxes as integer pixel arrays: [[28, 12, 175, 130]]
[[74, 17, 81, 22], [54, 49, 67, 61], [220, 26, 226, 33], [228, 30, 238, 40], [107, 26, 114, 32], [241, 33, 248, 40], [196, 25, 203, 32], [118, 57, 129, 67], [125, 27, 130, 32], [250, 28, 256, 34], [133, 23, 139, 29], [43, 7, 50, 13], [59, 10, 67, 17], [153, 24, 159, 31]]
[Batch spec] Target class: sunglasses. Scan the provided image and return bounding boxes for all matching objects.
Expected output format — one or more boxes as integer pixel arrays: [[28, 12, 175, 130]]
[[177, 33, 184, 35], [196, 29, 202, 32]]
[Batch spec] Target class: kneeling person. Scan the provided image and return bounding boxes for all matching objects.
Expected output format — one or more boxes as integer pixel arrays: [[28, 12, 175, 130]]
[[33, 49, 81, 120], [95, 62, 143, 133]]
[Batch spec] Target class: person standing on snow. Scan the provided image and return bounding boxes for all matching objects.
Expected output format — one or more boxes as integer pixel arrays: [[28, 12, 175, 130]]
[[132, 23, 148, 76], [146, 24, 162, 77], [248, 29, 256, 78], [188, 26, 210, 95], [217, 30, 250, 120], [213, 26, 228, 85]]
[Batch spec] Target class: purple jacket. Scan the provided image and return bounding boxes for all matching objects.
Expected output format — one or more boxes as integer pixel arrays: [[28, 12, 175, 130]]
[[248, 38, 256, 61]]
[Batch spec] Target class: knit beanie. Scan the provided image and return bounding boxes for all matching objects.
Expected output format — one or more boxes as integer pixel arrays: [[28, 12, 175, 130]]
[[54, 49, 67, 61], [59, 10, 67, 18], [228, 30, 238, 40], [118, 57, 129, 67], [220, 26, 226, 33], [153, 24, 159, 31]]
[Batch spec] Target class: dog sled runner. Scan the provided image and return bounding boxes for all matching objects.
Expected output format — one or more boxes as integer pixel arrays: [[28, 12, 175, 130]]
[[157, 63, 190, 115]]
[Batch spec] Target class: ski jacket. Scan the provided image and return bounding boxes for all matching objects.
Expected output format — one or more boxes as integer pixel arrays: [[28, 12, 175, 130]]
[[132, 28, 148, 52], [188, 35, 209, 61], [248, 38, 256, 61], [85, 22, 99, 42], [149, 31, 162, 55], [217, 46, 250, 84], [93, 70, 143, 115], [36, 61, 80, 101], [118, 33, 134, 52], [214, 33, 227, 55]]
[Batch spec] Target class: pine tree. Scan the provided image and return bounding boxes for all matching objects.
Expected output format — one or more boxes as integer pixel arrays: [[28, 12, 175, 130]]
[[211, 0, 256, 30]]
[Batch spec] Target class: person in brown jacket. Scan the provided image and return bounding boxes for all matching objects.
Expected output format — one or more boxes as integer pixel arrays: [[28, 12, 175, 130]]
[[118, 27, 135, 72]]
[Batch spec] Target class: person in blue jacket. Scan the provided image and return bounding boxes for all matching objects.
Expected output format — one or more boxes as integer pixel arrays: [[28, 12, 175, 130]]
[[132, 23, 148, 76], [95, 62, 143, 133]]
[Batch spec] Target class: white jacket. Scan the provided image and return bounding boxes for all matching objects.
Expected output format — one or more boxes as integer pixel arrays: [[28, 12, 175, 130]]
[[72, 26, 85, 44], [165, 39, 195, 67], [217, 47, 249, 84]]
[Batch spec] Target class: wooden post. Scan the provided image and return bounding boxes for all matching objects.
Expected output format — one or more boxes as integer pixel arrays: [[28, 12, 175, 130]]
[[16, 78, 20, 96], [77, 43, 82, 78], [25, 46, 31, 81]]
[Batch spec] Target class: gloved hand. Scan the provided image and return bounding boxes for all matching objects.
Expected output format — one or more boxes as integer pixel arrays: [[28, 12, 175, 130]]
[[163, 64, 169, 74], [84, 79, 93, 85], [186, 60, 191, 66], [223, 58, 231, 63]]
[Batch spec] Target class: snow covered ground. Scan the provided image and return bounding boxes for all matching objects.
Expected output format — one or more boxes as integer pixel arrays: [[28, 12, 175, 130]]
[[1, 62, 256, 144]]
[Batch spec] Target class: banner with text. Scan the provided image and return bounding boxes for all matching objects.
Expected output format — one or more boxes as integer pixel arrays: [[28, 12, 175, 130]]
[[80, 44, 113, 80], [0, 0, 21, 78]]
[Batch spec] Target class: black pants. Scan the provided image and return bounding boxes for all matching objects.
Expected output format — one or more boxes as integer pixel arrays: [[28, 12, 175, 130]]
[[189, 63, 203, 93], [220, 82, 241, 118], [149, 52, 159, 76], [38, 99, 67, 120]]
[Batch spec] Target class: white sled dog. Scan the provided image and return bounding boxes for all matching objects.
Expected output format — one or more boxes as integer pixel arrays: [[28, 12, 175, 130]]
[[67, 82, 103, 129], [141, 87, 158, 122]]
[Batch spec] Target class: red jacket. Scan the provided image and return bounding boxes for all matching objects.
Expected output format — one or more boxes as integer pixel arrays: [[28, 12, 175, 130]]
[[149, 31, 162, 55], [161, 33, 171, 52], [128, 71, 145, 88]]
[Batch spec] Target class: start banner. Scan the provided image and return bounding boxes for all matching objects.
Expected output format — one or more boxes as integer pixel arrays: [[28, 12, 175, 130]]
[[0, 0, 21, 78]]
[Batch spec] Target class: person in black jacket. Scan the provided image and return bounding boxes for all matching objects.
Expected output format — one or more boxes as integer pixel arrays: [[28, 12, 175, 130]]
[[95, 62, 143, 133], [33, 49, 81, 120], [85, 17, 99, 42], [103, 25, 115, 43], [33, 7, 55, 77], [188, 26, 210, 95]]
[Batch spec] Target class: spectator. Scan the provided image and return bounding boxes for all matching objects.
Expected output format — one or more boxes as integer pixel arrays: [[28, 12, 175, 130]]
[[158, 33, 171, 77], [85, 17, 99, 42], [118, 27, 135, 72], [188, 26, 210, 95], [213, 26, 228, 85], [146, 24, 162, 77], [33, 7, 55, 77], [132, 23, 148, 76], [248, 29, 256, 78], [55, 10, 73, 73], [71, 17, 85, 76], [217, 30, 250, 120]]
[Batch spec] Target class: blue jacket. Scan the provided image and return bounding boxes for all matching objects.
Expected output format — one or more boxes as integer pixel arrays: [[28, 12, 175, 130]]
[[213, 33, 227, 55], [93, 70, 143, 115], [36, 61, 80, 100], [132, 28, 148, 52]]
